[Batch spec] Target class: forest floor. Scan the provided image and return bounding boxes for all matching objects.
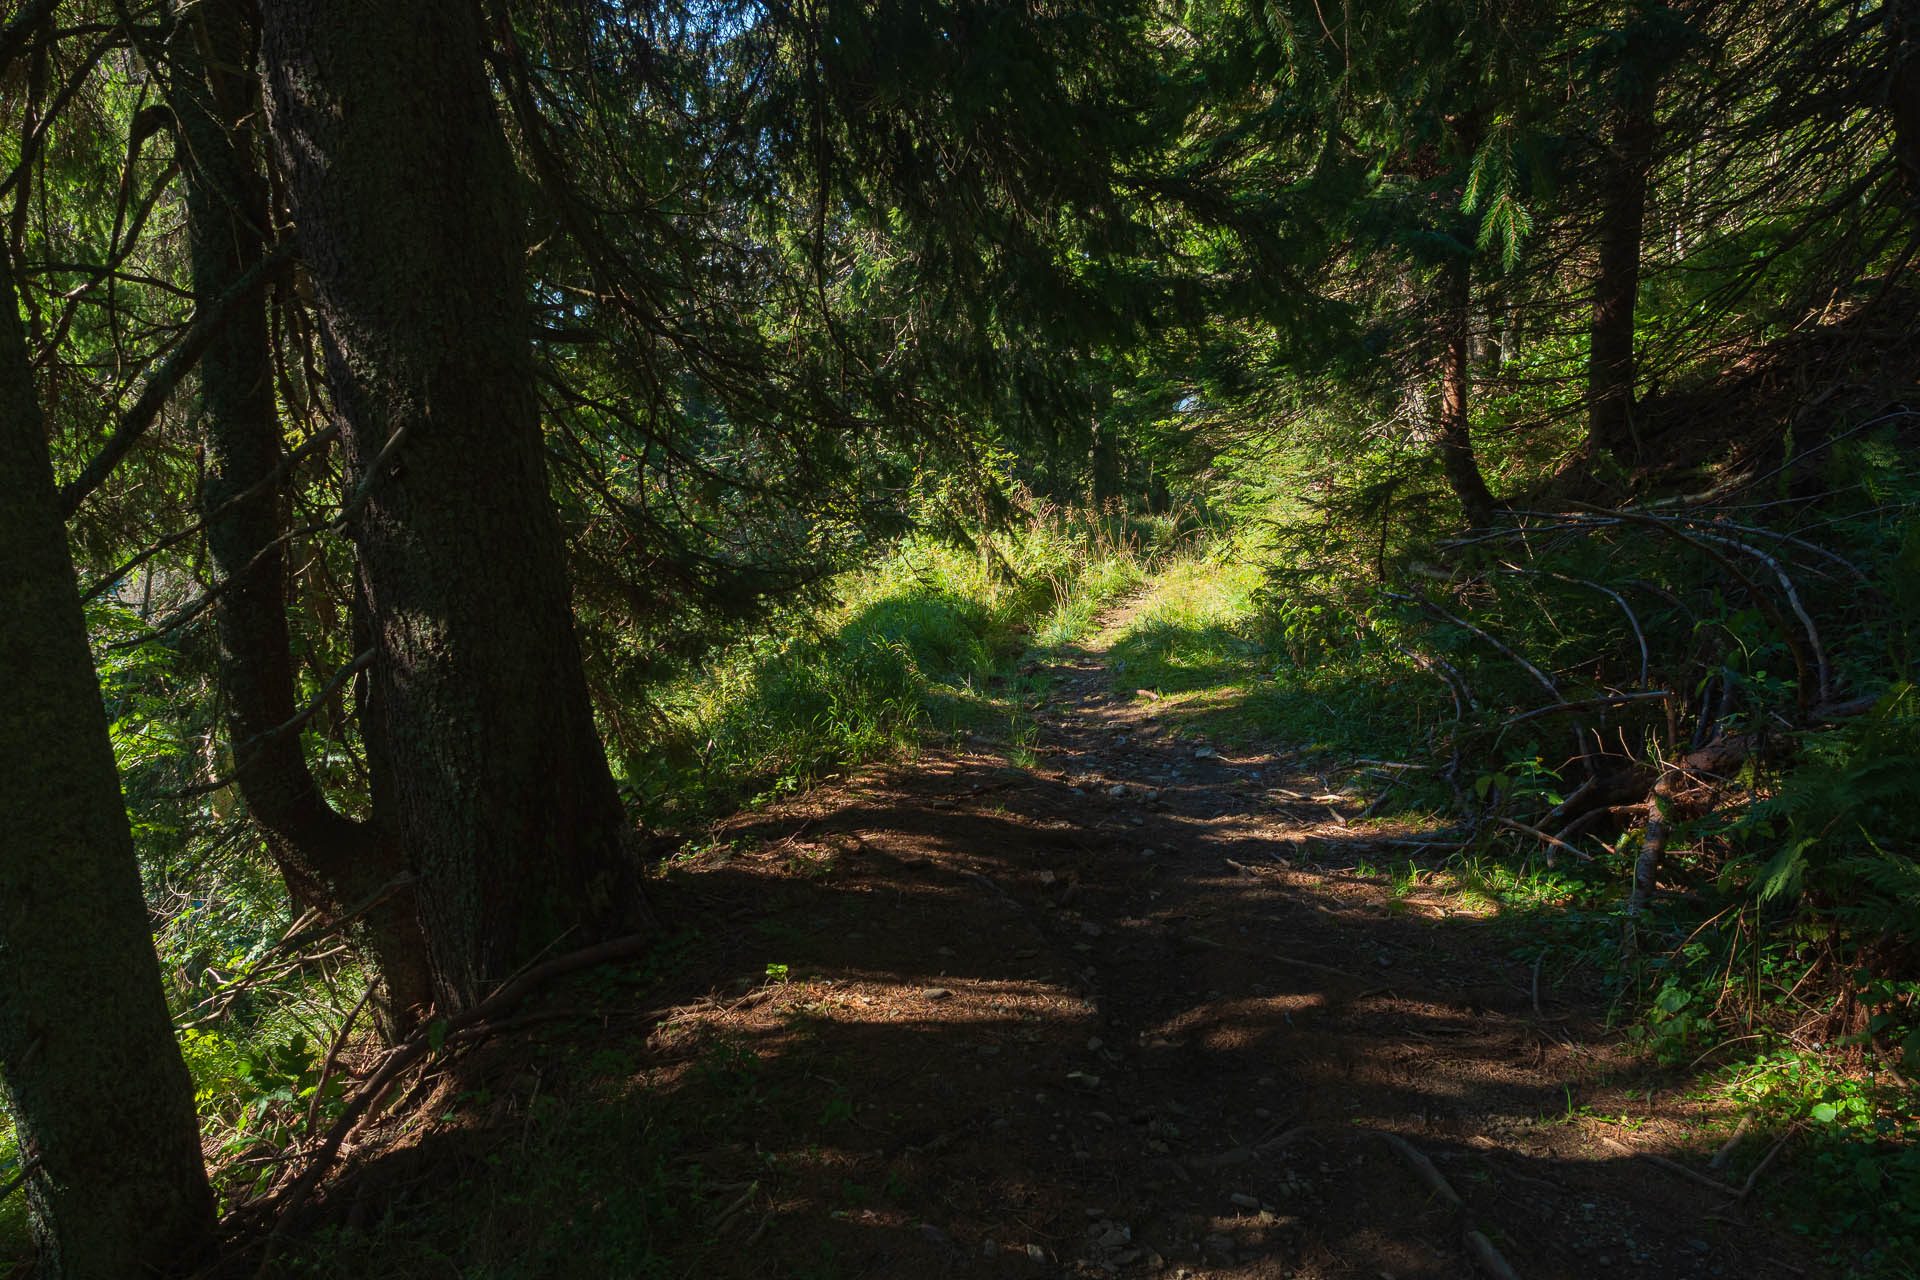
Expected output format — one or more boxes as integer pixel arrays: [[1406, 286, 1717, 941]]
[[277, 591, 1834, 1280]]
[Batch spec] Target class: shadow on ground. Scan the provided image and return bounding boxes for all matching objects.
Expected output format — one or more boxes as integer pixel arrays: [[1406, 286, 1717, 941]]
[[256, 631, 1822, 1280]]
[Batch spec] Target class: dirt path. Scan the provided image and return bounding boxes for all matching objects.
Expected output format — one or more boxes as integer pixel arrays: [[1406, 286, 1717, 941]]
[[311, 595, 1826, 1278]]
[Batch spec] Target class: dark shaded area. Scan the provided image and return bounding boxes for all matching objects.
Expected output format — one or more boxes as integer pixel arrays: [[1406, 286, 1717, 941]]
[[256, 634, 1824, 1279]]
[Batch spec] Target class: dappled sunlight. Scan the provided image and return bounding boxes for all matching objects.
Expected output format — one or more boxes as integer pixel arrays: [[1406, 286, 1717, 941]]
[[260, 565, 1840, 1278]]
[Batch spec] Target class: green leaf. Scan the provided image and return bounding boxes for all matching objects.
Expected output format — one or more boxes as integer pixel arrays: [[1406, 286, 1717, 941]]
[[1811, 1102, 1839, 1123]]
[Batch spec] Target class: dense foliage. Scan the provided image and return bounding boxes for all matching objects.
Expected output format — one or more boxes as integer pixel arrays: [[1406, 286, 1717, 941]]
[[1, 0, 1916, 1273]]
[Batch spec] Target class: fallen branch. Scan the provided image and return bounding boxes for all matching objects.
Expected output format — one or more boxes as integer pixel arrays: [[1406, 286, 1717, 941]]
[[1359, 773, 1406, 819], [1384, 592, 1563, 706], [1500, 690, 1673, 729], [1688, 529, 1830, 707], [1495, 816, 1594, 864], [304, 980, 379, 1139], [1502, 566, 1651, 687], [1564, 501, 1815, 714], [1541, 774, 1598, 828], [1676, 515, 1871, 585], [175, 876, 414, 1030]]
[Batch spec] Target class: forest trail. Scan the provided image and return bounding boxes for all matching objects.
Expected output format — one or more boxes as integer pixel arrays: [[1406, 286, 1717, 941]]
[[308, 590, 1825, 1280]]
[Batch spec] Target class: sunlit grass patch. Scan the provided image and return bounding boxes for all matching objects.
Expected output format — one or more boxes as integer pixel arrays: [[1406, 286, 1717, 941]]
[[620, 512, 1176, 824], [1097, 547, 1445, 760]]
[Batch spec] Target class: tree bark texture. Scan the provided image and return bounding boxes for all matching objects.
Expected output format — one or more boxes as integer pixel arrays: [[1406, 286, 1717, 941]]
[[1587, 72, 1657, 463], [167, 0, 431, 1037], [0, 253, 215, 1279], [1889, 0, 1920, 227], [258, 0, 646, 1010], [1436, 257, 1497, 528]]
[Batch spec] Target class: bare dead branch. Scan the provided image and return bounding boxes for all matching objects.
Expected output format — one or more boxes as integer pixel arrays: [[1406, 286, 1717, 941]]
[[56, 239, 294, 519]]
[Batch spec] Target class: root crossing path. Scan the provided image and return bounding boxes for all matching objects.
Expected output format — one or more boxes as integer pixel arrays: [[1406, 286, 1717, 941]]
[[329, 597, 1825, 1278]]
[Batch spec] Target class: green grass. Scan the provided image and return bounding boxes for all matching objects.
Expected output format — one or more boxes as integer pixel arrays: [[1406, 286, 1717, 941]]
[[617, 512, 1174, 824], [1095, 546, 1449, 763]]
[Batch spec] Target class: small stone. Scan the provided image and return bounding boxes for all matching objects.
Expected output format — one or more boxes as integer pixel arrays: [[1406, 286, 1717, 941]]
[[919, 1224, 950, 1247], [1194, 746, 1215, 759], [1108, 784, 1127, 797], [1086, 1208, 1106, 1219], [1038, 869, 1058, 885], [1687, 1239, 1712, 1254], [1081, 921, 1103, 937], [1068, 1071, 1102, 1089], [1254, 1107, 1272, 1118], [937, 946, 956, 957], [922, 987, 953, 1000], [1027, 1243, 1047, 1262], [1229, 1193, 1259, 1208], [1141, 848, 1156, 857], [983, 1238, 997, 1258]]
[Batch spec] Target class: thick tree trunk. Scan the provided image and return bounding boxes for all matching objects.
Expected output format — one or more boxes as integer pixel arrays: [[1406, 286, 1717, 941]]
[[0, 253, 215, 1278], [1436, 257, 1497, 528], [167, 0, 431, 1037], [1587, 80, 1657, 463], [258, 0, 647, 1010], [1889, 0, 1920, 226]]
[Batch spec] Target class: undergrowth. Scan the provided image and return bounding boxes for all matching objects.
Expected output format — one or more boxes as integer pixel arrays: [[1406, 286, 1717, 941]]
[[1093, 544, 1449, 763], [1109, 410, 1920, 1274], [617, 508, 1186, 823]]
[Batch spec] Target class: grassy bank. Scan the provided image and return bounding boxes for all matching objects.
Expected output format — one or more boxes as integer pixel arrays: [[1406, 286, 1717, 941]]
[[616, 510, 1190, 825]]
